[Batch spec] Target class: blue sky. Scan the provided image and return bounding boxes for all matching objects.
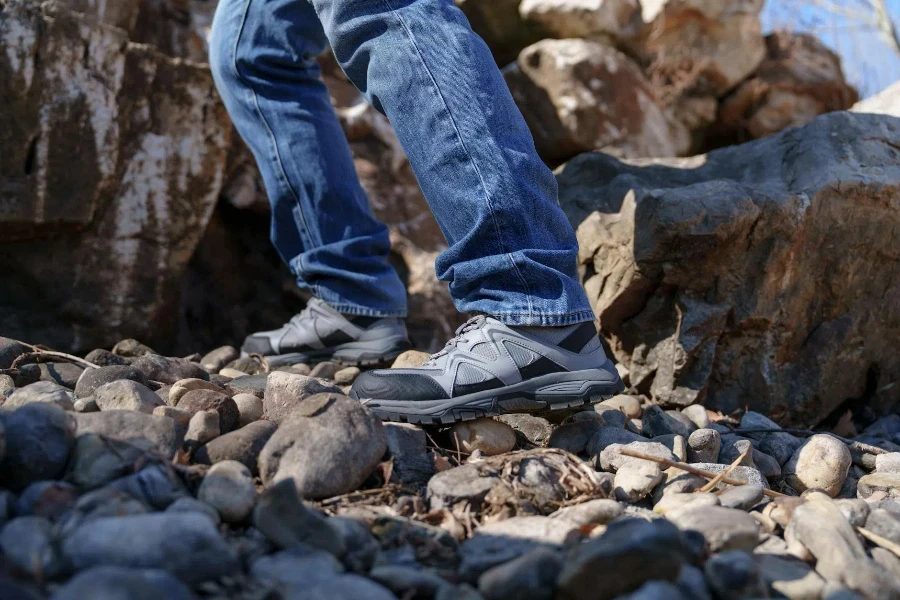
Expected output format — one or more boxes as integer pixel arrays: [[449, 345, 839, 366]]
[[762, 0, 900, 98]]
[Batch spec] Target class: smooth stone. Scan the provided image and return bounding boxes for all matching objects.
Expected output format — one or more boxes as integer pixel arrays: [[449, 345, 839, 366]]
[[167, 378, 225, 407], [19, 362, 84, 389], [498, 414, 554, 445], [687, 428, 721, 463], [599, 395, 642, 418], [198, 460, 256, 523], [369, 565, 449, 598], [14, 480, 79, 519], [51, 566, 195, 600], [185, 410, 220, 446], [865, 508, 900, 545], [704, 550, 767, 599], [675, 564, 712, 600], [0, 403, 76, 491], [427, 462, 499, 511], [450, 418, 517, 456], [872, 547, 900, 579], [94, 380, 163, 413], [75, 411, 185, 457], [74, 365, 148, 399], [219, 367, 249, 378], [864, 414, 900, 438], [642, 405, 691, 438], [551, 499, 624, 526], [251, 545, 344, 588], [152, 405, 193, 426], [111, 339, 156, 358], [594, 405, 628, 428], [687, 463, 770, 489], [263, 371, 343, 425], [858, 472, 900, 499], [72, 397, 99, 412], [841, 558, 900, 599], [876, 452, 900, 473], [106, 464, 186, 509], [279, 363, 312, 376], [232, 392, 264, 426], [5, 380, 75, 411], [55, 488, 149, 537], [614, 458, 663, 503], [200, 346, 239, 372], [586, 426, 646, 456], [600, 441, 676, 473], [753, 448, 783, 478], [0, 337, 31, 368], [285, 574, 397, 600], [717, 484, 765, 510], [652, 434, 686, 461], [391, 350, 431, 368], [60, 513, 238, 584], [718, 437, 756, 467], [556, 518, 686, 600], [225, 373, 268, 398], [333, 367, 361, 385], [176, 389, 239, 433], [653, 492, 719, 515], [165, 496, 220, 525], [259, 394, 386, 499], [384, 423, 434, 486], [835, 498, 870, 527], [739, 411, 802, 466], [784, 434, 852, 497], [309, 361, 341, 379], [84, 349, 130, 367], [64, 433, 154, 491], [666, 410, 697, 435], [478, 547, 562, 600], [226, 356, 266, 375], [548, 419, 603, 454], [193, 420, 278, 475], [755, 554, 825, 599], [668, 506, 761, 552], [252, 479, 345, 555], [0, 373, 14, 397], [0, 516, 63, 579], [131, 355, 209, 385], [681, 405, 710, 429], [788, 498, 867, 581]]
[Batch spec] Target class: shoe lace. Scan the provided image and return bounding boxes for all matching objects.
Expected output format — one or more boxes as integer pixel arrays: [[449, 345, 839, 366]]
[[424, 315, 487, 365]]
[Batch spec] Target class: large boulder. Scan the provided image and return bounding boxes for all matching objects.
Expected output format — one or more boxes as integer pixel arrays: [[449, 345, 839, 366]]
[[0, 1, 231, 352], [504, 38, 690, 164], [558, 111, 900, 426], [456, 0, 549, 67]]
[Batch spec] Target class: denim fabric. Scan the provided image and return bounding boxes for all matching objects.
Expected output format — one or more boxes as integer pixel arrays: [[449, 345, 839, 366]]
[[209, 0, 595, 325]]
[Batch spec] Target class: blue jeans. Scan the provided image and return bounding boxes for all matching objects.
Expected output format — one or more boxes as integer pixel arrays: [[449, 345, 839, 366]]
[[209, 0, 594, 326]]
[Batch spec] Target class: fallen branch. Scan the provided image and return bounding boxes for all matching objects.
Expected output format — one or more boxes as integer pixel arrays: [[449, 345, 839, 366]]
[[12, 350, 99, 370], [857, 526, 900, 558], [699, 446, 750, 493], [618, 448, 788, 498], [729, 428, 888, 456]]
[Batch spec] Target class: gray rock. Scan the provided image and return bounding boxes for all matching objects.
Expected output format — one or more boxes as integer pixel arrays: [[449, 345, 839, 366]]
[[550, 499, 624, 526], [14, 480, 78, 519], [599, 395, 642, 418], [549, 419, 604, 454], [753, 448, 783, 478], [0, 402, 76, 491], [841, 558, 900, 599], [556, 518, 686, 600], [193, 420, 277, 475], [755, 554, 825, 600], [384, 423, 434, 487], [718, 437, 756, 467], [259, 393, 386, 499], [788, 498, 867, 581], [665, 410, 697, 435], [704, 550, 767, 599], [0, 373, 14, 399], [687, 428, 721, 463], [309, 361, 341, 379], [152, 405, 193, 425], [56, 488, 150, 538], [5, 380, 75, 411], [784, 435, 852, 497], [652, 434, 686, 461], [131, 354, 208, 385], [594, 405, 628, 428], [614, 458, 663, 503], [739, 411, 802, 466], [835, 498, 870, 527], [165, 496, 220, 525], [717, 484, 765, 511], [112, 339, 157, 358], [284, 574, 398, 600], [668, 506, 761, 552], [167, 378, 226, 407], [369, 565, 449, 598], [681, 405, 710, 429], [251, 546, 344, 588], [427, 462, 499, 511], [94, 380, 163, 413], [876, 452, 900, 473], [0, 516, 63, 579], [106, 463, 186, 509], [329, 515, 379, 572], [225, 373, 268, 398], [872, 547, 900, 579], [460, 518, 568, 580], [499, 414, 554, 446], [687, 463, 770, 489], [865, 414, 900, 438], [0, 337, 30, 369], [61, 512, 238, 584], [176, 389, 239, 433], [620, 581, 688, 600], [478, 547, 561, 600], [74, 365, 148, 399], [585, 426, 646, 456], [84, 349, 130, 367], [865, 508, 900, 545], [600, 441, 676, 473], [675, 564, 711, 600], [653, 492, 719, 515], [64, 433, 153, 490], [333, 367, 361, 385], [200, 346, 239, 372], [263, 371, 343, 425], [252, 479, 345, 556], [19, 362, 85, 389], [198, 460, 256, 523], [75, 410, 184, 457], [858, 472, 900, 499], [185, 410, 220, 446], [233, 392, 264, 426], [51, 566, 196, 600], [642, 405, 691, 438], [73, 397, 99, 412]]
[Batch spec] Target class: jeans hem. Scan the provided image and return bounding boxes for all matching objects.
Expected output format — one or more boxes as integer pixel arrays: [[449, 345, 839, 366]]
[[485, 310, 596, 327], [320, 300, 408, 319]]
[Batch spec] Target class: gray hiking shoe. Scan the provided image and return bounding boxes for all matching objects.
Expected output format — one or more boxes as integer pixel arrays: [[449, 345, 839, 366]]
[[241, 298, 411, 368], [349, 316, 624, 423]]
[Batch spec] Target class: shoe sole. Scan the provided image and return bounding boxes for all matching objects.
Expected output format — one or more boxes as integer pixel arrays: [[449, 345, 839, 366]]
[[254, 337, 412, 369], [354, 364, 625, 424]]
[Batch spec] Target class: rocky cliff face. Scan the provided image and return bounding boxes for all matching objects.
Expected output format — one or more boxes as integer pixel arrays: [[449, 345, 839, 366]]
[[559, 111, 900, 427]]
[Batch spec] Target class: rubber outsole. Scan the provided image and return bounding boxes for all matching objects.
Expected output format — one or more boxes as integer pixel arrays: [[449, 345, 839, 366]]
[[256, 344, 410, 369], [358, 378, 625, 424]]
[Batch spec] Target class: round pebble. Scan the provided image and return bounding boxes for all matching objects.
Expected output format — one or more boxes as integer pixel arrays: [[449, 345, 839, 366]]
[[198, 460, 257, 523]]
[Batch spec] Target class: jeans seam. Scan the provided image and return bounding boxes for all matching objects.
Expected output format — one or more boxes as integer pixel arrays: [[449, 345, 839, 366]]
[[379, 0, 534, 315], [231, 0, 320, 255]]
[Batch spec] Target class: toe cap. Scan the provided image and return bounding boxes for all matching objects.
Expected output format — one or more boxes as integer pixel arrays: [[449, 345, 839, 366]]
[[350, 370, 448, 401]]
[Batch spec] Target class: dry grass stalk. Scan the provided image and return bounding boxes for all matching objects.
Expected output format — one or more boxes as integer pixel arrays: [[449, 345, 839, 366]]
[[699, 446, 751, 493], [857, 526, 900, 558]]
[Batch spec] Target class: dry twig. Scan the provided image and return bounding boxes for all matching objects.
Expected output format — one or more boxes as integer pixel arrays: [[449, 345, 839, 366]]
[[618, 449, 788, 498], [699, 446, 750, 493], [857, 526, 900, 558], [12, 349, 99, 370]]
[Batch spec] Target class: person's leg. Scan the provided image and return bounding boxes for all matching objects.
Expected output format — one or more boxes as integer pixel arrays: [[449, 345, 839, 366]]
[[208, 0, 407, 319], [307, 0, 594, 326]]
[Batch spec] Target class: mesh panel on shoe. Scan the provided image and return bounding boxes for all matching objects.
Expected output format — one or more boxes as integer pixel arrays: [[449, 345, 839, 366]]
[[469, 342, 497, 361], [456, 362, 489, 385], [504, 341, 537, 368]]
